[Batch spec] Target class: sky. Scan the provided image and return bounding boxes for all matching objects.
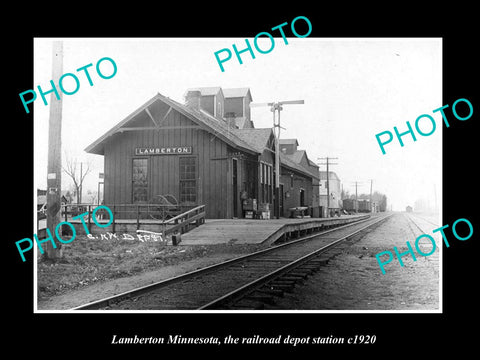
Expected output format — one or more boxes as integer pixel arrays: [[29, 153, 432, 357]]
[[33, 37, 442, 211]]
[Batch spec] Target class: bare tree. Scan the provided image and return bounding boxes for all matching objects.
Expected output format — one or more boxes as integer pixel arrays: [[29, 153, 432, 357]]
[[63, 153, 92, 204], [86, 189, 98, 204]]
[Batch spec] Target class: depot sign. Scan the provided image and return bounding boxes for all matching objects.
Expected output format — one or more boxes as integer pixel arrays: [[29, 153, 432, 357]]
[[135, 147, 192, 155]]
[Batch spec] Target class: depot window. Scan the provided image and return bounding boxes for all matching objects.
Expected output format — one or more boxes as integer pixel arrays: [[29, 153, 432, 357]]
[[179, 157, 196, 204], [260, 162, 272, 203], [132, 158, 148, 203]]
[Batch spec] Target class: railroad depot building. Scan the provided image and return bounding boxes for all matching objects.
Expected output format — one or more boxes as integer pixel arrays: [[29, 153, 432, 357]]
[[85, 87, 319, 219]]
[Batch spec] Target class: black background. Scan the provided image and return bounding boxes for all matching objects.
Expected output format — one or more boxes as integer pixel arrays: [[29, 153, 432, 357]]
[[6, 5, 478, 356]]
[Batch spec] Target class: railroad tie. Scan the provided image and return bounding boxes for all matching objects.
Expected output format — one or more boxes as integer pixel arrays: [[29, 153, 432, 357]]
[[292, 264, 323, 275], [237, 264, 275, 270], [249, 258, 289, 263], [269, 281, 296, 292], [281, 275, 306, 282], [258, 287, 284, 298], [245, 294, 276, 305], [231, 304, 260, 310], [284, 272, 309, 279], [301, 262, 323, 269], [232, 298, 265, 310], [269, 285, 294, 293], [306, 258, 330, 266]]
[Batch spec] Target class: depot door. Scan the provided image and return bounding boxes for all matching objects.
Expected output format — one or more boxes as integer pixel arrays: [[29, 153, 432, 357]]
[[232, 158, 238, 218], [300, 188, 305, 207]]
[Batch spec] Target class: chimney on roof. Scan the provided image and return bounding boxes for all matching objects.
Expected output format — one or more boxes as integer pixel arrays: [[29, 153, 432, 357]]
[[224, 112, 237, 128], [185, 90, 202, 110]]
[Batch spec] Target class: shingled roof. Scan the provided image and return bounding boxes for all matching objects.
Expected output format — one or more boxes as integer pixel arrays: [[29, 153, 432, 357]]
[[284, 149, 306, 164], [280, 152, 320, 180], [233, 128, 273, 153], [234, 128, 319, 180]]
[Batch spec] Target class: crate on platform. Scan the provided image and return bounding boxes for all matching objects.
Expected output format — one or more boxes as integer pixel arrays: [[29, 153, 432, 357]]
[[258, 203, 271, 212], [260, 211, 271, 220], [245, 211, 254, 219], [242, 198, 257, 211]]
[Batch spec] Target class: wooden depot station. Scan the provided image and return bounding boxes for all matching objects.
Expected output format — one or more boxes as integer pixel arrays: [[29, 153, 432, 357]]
[[83, 86, 362, 245]]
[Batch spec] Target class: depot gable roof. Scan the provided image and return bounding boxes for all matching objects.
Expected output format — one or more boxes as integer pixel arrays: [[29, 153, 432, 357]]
[[280, 153, 319, 180], [84, 92, 258, 156], [233, 128, 273, 153], [84, 91, 318, 181], [235, 128, 318, 180]]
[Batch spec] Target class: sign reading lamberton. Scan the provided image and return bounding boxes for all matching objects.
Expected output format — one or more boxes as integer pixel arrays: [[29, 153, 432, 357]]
[[135, 147, 192, 155]]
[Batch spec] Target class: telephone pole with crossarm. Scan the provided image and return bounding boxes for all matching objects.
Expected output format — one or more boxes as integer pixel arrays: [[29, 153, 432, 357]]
[[250, 100, 304, 219], [45, 41, 63, 260]]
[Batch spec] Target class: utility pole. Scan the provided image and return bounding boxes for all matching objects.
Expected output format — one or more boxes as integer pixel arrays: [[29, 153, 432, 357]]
[[351, 181, 362, 213], [46, 40, 63, 260], [318, 157, 338, 217], [273, 104, 280, 219], [355, 181, 358, 212], [369, 179, 373, 213], [79, 162, 83, 203], [250, 99, 304, 219]]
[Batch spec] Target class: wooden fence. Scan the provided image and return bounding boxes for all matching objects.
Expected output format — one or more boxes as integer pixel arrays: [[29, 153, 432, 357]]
[[163, 205, 206, 236], [38, 203, 206, 237]]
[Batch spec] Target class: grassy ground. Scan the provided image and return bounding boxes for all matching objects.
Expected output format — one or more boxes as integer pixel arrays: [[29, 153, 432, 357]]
[[37, 234, 259, 300], [38, 235, 205, 299]]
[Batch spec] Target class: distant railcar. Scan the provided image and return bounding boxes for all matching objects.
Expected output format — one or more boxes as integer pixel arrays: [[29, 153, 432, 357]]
[[357, 200, 371, 213], [342, 198, 357, 213], [342, 199, 373, 213]]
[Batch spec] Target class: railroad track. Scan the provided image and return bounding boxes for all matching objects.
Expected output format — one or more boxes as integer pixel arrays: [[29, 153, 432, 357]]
[[73, 213, 392, 311], [405, 212, 442, 257], [405, 213, 429, 236], [405, 212, 440, 236], [407, 212, 439, 229]]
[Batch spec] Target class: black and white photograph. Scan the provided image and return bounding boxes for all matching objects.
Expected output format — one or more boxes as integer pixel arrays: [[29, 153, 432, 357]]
[[33, 37, 442, 312], [7, 8, 478, 355]]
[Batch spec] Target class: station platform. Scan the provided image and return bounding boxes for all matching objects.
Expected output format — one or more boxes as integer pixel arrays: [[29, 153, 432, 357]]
[[179, 214, 369, 246], [39, 213, 370, 246]]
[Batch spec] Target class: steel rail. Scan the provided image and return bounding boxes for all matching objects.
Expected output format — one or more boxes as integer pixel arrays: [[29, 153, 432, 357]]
[[71, 215, 372, 310], [407, 212, 439, 229], [406, 213, 434, 236], [198, 213, 393, 310]]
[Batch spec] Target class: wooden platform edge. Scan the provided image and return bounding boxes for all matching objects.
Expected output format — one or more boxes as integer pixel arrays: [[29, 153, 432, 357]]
[[261, 215, 370, 246]]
